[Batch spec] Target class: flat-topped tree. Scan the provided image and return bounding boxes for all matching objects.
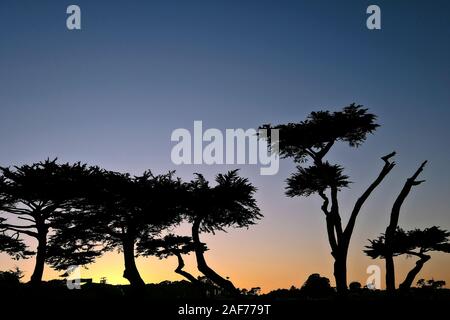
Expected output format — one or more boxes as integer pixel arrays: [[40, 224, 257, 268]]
[[0, 159, 95, 285], [185, 170, 261, 296], [261, 104, 396, 292], [69, 169, 184, 288], [365, 226, 450, 290]]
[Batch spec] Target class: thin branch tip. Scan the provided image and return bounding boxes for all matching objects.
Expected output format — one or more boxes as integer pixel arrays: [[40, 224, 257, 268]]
[[381, 151, 396, 161]]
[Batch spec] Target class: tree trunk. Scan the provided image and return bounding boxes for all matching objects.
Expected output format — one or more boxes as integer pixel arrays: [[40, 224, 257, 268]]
[[384, 161, 427, 292], [174, 251, 207, 297], [29, 233, 47, 286], [122, 238, 145, 288], [385, 253, 396, 292], [192, 219, 239, 296], [399, 254, 430, 290], [174, 251, 200, 284], [333, 251, 348, 293]]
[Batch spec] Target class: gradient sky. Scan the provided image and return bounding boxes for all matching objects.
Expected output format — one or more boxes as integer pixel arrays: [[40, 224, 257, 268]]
[[1, 0, 449, 292]]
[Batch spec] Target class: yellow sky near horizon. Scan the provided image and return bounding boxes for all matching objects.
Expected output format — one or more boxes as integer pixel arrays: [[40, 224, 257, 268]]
[[1, 227, 449, 293]]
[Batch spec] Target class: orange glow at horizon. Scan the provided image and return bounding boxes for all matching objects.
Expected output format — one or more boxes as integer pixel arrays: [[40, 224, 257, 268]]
[[1, 230, 449, 293]]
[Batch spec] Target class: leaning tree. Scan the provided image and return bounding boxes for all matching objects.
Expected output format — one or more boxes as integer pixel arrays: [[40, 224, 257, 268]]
[[184, 170, 261, 296], [261, 104, 397, 292], [0, 159, 96, 285], [137, 234, 206, 287], [365, 226, 450, 290]]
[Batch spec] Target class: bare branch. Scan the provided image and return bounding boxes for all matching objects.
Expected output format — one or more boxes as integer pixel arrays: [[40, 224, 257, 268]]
[[305, 148, 317, 160], [343, 152, 396, 242], [316, 141, 335, 161], [3, 227, 38, 238], [17, 216, 36, 224], [386, 160, 428, 235], [1, 206, 33, 215], [1, 223, 36, 229]]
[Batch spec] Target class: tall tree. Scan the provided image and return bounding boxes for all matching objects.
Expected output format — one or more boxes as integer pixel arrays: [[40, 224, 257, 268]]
[[65, 169, 184, 288], [365, 227, 450, 290], [383, 161, 427, 291], [0, 159, 95, 285], [185, 170, 261, 296], [261, 104, 395, 292]]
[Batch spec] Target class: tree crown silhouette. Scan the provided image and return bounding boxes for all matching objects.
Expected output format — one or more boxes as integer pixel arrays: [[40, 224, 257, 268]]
[[365, 226, 450, 259], [262, 103, 378, 163], [0, 159, 97, 284]]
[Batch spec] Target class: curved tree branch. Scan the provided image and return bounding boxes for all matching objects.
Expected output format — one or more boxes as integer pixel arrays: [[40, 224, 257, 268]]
[[3, 227, 38, 238], [384, 160, 427, 291], [399, 253, 431, 290], [343, 152, 396, 242]]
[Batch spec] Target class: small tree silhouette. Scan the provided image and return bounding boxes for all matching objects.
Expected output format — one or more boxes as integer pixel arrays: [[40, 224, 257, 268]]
[[137, 234, 205, 286], [0, 159, 95, 285], [417, 278, 446, 289], [261, 104, 395, 292], [365, 227, 450, 290], [185, 170, 261, 296]]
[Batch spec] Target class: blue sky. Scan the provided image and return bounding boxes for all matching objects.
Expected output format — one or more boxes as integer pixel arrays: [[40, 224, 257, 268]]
[[0, 0, 449, 289]]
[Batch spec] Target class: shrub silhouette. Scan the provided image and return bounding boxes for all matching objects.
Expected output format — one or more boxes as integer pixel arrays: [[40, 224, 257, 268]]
[[417, 278, 446, 289], [349, 281, 362, 291], [0, 267, 23, 287], [301, 273, 334, 298]]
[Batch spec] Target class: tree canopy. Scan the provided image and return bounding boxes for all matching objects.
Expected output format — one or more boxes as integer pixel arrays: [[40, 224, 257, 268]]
[[365, 227, 450, 259], [262, 103, 379, 163], [365, 226, 450, 289], [0, 159, 97, 284], [53, 169, 186, 287], [185, 170, 261, 233]]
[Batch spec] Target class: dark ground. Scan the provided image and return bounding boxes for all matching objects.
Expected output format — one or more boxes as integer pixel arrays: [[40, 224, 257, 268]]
[[1, 281, 449, 319]]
